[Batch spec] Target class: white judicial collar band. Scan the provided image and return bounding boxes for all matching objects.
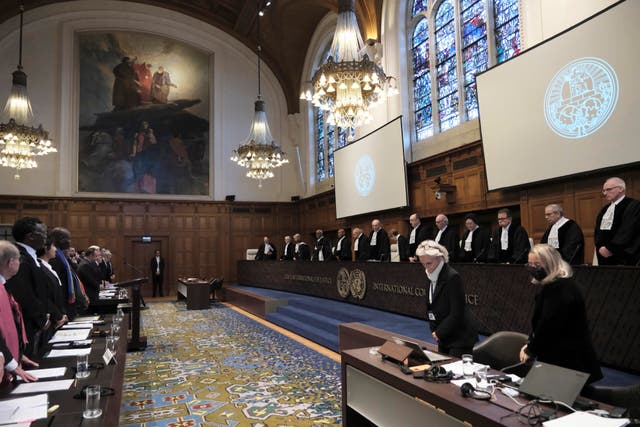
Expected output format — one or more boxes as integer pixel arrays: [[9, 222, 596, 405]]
[[600, 195, 624, 230], [409, 227, 417, 244], [501, 224, 510, 250], [370, 230, 378, 245]]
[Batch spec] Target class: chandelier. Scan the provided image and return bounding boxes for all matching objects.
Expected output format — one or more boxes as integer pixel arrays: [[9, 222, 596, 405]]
[[300, 0, 398, 132], [0, 4, 56, 180], [231, 1, 288, 188]]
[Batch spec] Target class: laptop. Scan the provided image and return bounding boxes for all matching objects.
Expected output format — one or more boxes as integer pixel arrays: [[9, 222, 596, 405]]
[[391, 337, 452, 363], [517, 362, 589, 404]]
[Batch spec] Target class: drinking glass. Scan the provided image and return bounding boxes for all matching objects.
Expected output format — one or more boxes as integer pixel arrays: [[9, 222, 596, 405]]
[[461, 354, 474, 378], [83, 385, 102, 419], [76, 354, 90, 379]]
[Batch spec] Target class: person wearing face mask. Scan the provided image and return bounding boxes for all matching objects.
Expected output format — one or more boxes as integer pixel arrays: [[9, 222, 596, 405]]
[[519, 244, 602, 383], [416, 240, 478, 357]]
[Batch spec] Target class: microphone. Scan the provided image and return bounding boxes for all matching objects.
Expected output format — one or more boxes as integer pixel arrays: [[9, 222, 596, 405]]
[[123, 258, 145, 276], [568, 243, 582, 265], [513, 246, 530, 264], [473, 247, 486, 263]]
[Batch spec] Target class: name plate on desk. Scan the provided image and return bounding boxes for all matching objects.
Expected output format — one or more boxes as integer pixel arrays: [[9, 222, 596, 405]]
[[378, 341, 412, 365]]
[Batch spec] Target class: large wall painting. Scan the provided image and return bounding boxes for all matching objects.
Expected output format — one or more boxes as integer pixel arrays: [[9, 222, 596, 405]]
[[78, 31, 210, 195]]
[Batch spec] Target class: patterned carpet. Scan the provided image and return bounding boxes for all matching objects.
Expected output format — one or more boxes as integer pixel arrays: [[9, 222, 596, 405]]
[[119, 302, 342, 426]]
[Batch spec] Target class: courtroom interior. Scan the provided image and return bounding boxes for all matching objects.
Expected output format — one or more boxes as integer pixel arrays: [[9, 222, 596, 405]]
[[0, 0, 638, 426]]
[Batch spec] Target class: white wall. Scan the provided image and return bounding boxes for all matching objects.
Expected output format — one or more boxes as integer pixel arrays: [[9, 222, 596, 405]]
[[0, 0, 298, 201]]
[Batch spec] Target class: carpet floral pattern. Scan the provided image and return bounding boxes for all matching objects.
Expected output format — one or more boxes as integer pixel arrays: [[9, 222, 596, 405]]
[[120, 302, 342, 426]]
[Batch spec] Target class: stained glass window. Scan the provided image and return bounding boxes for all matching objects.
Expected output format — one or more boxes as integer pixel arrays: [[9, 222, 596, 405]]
[[494, 0, 521, 63], [412, 0, 428, 16], [315, 107, 326, 181], [409, 0, 520, 142], [461, 0, 488, 120], [412, 17, 432, 139], [327, 123, 336, 177], [435, 0, 458, 131]]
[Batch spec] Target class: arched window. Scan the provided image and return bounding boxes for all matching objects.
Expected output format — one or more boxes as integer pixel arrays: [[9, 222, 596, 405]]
[[412, 18, 432, 139], [435, 0, 459, 131], [314, 43, 354, 183], [409, 0, 520, 141]]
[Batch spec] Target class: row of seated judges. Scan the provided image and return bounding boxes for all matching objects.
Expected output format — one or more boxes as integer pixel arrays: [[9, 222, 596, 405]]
[[0, 217, 115, 384], [254, 177, 639, 266]]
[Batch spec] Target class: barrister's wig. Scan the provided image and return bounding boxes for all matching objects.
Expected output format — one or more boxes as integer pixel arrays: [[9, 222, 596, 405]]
[[415, 240, 449, 263]]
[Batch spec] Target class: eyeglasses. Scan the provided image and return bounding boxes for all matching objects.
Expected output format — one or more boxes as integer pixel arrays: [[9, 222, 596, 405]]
[[602, 186, 620, 193], [497, 217, 509, 222]]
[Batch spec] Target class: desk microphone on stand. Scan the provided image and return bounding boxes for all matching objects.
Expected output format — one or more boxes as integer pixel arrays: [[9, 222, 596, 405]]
[[123, 259, 146, 308]]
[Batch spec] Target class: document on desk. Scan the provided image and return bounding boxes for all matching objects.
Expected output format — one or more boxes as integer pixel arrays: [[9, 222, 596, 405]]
[[48, 328, 91, 343], [74, 315, 101, 322], [11, 379, 74, 394], [17, 367, 67, 381], [442, 360, 488, 377], [542, 411, 629, 427], [0, 393, 48, 424], [61, 322, 94, 329], [45, 348, 91, 358]]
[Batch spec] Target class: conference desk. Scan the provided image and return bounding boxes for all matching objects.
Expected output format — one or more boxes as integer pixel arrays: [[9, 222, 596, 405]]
[[343, 347, 549, 427], [237, 260, 640, 373], [0, 315, 128, 427], [176, 277, 211, 310]]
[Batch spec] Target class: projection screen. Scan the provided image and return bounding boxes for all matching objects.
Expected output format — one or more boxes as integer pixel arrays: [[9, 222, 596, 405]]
[[334, 117, 408, 219], [477, 0, 640, 191]]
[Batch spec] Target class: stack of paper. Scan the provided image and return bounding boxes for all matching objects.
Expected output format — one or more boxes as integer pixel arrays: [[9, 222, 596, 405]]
[[0, 393, 48, 424], [543, 411, 629, 427], [48, 328, 91, 343]]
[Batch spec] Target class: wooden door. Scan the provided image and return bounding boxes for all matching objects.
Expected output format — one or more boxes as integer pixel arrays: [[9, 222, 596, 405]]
[[124, 237, 170, 297]]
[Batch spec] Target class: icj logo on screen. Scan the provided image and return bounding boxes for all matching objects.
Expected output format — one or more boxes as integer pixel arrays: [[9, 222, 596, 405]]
[[354, 155, 375, 196], [544, 57, 619, 139]]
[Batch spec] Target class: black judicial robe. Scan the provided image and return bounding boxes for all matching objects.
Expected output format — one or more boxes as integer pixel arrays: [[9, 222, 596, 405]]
[[434, 226, 459, 262], [541, 219, 585, 264], [594, 197, 638, 265], [494, 224, 530, 264], [459, 227, 491, 263]]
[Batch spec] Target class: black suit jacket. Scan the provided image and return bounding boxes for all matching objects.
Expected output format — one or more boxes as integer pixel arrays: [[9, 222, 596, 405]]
[[312, 237, 332, 262], [494, 223, 530, 264], [280, 243, 294, 260], [409, 224, 431, 259], [255, 243, 277, 261], [459, 227, 491, 262], [434, 226, 459, 262], [525, 278, 602, 383], [150, 256, 165, 275], [354, 234, 370, 262], [541, 219, 585, 264], [594, 197, 638, 265], [40, 262, 66, 322], [77, 259, 102, 304], [334, 236, 352, 261], [427, 263, 478, 354], [5, 244, 50, 339], [50, 253, 81, 320], [397, 235, 410, 261], [368, 229, 391, 261], [293, 242, 310, 261]]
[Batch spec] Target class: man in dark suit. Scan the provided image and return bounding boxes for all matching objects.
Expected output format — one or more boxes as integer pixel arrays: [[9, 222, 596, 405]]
[[368, 219, 391, 261], [390, 229, 409, 261], [77, 246, 103, 304], [49, 227, 88, 320], [255, 236, 277, 261], [408, 213, 431, 262], [594, 177, 639, 265], [312, 229, 332, 262], [333, 228, 351, 261], [433, 214, 459, 262], [150, 249, 165, 296], [540, 204, 585, 264], [280, 235, 294, 260], [416, 240, 478, 357], [494, 208, 530, 264], [352, 228, 370, 262], [5, 217, 52, 357], [293, 233, 310, 261]]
